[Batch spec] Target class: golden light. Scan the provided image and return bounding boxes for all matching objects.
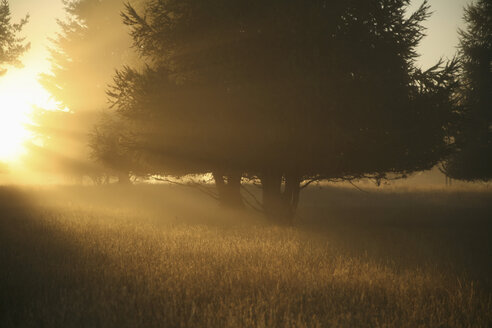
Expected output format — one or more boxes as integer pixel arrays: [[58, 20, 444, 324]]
[[0, 70, 58, 162]]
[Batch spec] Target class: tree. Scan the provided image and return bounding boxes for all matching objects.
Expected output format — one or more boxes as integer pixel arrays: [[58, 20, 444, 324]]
[[443, 0, 492, 182], [40, 0, 141, 111], [27, 0, 140, 183], [0, 0, 29, 75], [89, 110, 143, 184], [107, 0, 458, 220]]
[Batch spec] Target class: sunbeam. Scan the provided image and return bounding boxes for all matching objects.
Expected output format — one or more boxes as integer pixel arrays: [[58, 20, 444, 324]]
[[0, 71, 58, 162]]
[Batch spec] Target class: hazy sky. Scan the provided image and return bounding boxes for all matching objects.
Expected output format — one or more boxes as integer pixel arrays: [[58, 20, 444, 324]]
[[410, 0, 474, 68], [10, 0, 65, 75]]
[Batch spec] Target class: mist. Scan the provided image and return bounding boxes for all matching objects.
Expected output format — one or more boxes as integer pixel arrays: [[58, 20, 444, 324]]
[[0, 0, 491, 327]]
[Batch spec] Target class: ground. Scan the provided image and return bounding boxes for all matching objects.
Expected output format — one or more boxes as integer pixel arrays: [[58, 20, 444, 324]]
[[0, 184, 491, 327]]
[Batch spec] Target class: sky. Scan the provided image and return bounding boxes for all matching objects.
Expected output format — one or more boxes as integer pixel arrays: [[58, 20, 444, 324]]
[[0, 0, 475, 163], [10, 0, 65, 73], [410, 0, 473, 68], [0, 0, 65, 160]]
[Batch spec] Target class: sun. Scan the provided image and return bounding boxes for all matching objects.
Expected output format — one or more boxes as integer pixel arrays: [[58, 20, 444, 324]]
[[0, 71, 58, 162]]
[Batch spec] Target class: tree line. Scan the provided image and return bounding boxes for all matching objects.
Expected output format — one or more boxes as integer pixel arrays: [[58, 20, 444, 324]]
[[2, 0, 490, 221]]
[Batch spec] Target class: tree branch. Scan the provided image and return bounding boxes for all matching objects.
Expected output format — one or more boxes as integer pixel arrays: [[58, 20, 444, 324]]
[[152, 176, 220, 200]]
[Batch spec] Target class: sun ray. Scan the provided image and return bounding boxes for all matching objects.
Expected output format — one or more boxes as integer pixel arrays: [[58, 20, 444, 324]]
[[0, 70, 59, 162]]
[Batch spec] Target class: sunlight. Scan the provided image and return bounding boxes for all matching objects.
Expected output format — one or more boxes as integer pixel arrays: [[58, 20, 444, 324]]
[[0, 71, 58, 162]]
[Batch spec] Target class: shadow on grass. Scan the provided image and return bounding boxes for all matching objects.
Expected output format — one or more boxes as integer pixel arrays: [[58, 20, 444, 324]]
[[0, 186, 491, 327], [297, 187, 492, 290], [0, 187, 112, 327]]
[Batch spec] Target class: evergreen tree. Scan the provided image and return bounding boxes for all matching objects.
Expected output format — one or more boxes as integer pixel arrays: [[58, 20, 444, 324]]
[[0, 0, 29, 76], [109, 0, 458, 219], [443, 0, 492, 182], [28, 0, 140, 183], [90, 110, 141, 184]]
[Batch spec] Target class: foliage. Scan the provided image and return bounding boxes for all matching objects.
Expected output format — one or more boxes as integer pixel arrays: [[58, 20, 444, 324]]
[[40, 0, 139, 111], [443, 0, 492, 182], [0, 0, 29, 75], [90, 110, 143, 183], [28, 0, 141, 182], [104, 0, 459, 218]]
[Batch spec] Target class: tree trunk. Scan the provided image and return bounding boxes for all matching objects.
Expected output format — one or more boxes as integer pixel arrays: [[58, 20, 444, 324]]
[[261, 172, 301, 223], [283, 173, 301, 220], [117, 172, 131, 185], [213, 172, 243, 208], [261, 171, 283, 220]]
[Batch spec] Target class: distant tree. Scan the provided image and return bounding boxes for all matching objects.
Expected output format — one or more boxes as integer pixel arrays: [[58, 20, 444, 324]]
[[27, 0, 140, 183], [40, 0, 141, 111], [110, 0, 458, 220], [443, 0, 492, 182], [0, 0, 29, 76], [89, 110, 142, 184]]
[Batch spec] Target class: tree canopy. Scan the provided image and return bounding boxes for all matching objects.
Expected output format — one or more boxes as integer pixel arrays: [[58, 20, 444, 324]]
[[99, 0, 458, 219], [443, 0, 492, 182], [0, 0, 29, 75]]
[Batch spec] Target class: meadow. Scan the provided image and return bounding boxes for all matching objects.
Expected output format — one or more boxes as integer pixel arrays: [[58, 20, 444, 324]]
[[0, 184, 491, 327]]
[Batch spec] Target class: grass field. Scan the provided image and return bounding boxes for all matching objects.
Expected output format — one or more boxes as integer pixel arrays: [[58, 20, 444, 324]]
[[0, 184, 491, 327]]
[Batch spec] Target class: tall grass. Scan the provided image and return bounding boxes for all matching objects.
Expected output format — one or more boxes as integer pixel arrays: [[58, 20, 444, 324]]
[[0, 185, 490, 327]]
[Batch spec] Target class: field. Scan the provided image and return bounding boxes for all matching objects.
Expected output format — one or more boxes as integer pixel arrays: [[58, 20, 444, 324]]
[[0, 184, 491, 327]]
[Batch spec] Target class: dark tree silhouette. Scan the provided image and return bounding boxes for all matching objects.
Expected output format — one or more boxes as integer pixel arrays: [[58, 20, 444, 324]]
[[27, 0, 140, 183], [0, 0, 29, 75], [443, 0, 492, 182], [89, 110, 143, 184], [108, 0, 458, 220]]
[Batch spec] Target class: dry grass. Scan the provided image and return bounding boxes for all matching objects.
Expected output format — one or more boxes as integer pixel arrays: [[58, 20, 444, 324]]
[[0, 185, 491, 327]]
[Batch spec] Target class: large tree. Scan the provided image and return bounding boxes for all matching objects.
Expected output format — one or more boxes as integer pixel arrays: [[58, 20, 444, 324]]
[[105, 0, 458, 220], [0, 0, 29, 76], [443, 0, 492, 182]]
